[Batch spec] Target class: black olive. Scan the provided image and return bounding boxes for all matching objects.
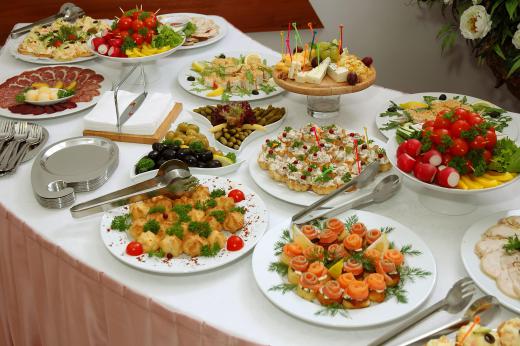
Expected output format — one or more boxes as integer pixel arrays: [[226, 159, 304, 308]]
[[206, 160, 223, 168], [152, 142, 166, 152], [161, 148, 177, 160], [387, 106, 397, 112], [484, 333, 495, 344], [166, 143, 180, 150], [489, 111, 501, 118], [147, 150, 160, 161], [218, 54, 226, 58], [183, 155, 198, 166], [252, 90, 259, 95], [311, 57, 318, 68], [187, 76, 195, 82], [176, 148, 193, 159], [361, 144, 368, 149], [196, 150, 213, 162], [439, 94, 447, 100], [196, 161, 208, 168], [155, 159, 167, 169]]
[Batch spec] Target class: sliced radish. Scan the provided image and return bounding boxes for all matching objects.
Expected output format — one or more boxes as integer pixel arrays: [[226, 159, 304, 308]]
[[404, 139, 422, 157], [97, 44, 109, 55], [108, 46, 121, 57], [397, 141, 408, 157], [437, 167, 460, 188], [92, 37, 106, 49], [397, 153, 416, 173], [421, 149, 442, 166], [413, 162, 437, 183]]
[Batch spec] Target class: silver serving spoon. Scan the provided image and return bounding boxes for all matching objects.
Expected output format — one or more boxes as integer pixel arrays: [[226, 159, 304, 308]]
[[294, 174, 401, 225], [369, 277, 475, 346], [399, 295, 500, 346]]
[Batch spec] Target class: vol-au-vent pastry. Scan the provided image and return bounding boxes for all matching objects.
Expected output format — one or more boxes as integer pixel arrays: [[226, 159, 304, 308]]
[[425, 336, 455, 346], [497, 317, 520, 346], [456, 324, 499, 346]]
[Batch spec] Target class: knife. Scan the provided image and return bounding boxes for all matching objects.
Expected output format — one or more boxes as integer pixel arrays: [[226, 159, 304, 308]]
[[116, 92, 148, 131]]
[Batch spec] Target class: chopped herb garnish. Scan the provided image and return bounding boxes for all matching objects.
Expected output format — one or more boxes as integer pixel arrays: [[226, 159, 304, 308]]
[[210, 210, 226, 223], [210, 189, 226, 198], [231, 206, 246, 214], [188, 221, 211, 238], [143, 219, 161, 234], [504, 235, 520, 254], [111, 214, 131, 231], [148, 249, 164, 258], [147, 205, 166, 214], [288, 163, 297, 172], [166, 222, 184, 239], [200, 243, 221, 257]]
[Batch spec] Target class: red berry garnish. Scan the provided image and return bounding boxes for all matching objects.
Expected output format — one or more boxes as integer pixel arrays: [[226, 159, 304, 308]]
[[329, 129, 334, 134], [293, 160, 298, 164], [268, 149, 274, 154], [307, 167, 313, 172], [303, 145, 308, 149], [265, 139, 270, 143], [349, 133, 355, 137], [320, 143, 325, 147], [378, 153, 384, 158], [313, 153, 317, 157], [301, 175, 306, 180], [361, 56, 373, 67], [282, 132, 287, 137], [347, 72, 358, 86]]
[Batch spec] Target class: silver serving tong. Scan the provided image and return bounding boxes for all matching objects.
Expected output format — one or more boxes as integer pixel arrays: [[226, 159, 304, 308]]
[[10, 3, 85, 39], [291, 161, 380, 224], [70, 160, 198, 218]]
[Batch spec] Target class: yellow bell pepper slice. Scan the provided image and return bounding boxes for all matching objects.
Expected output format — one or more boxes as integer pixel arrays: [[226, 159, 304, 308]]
[[457, 180, 469, 190], [473, 177, 500, 188], [483, 172, 515, 182], [460, 176, 484, 189]]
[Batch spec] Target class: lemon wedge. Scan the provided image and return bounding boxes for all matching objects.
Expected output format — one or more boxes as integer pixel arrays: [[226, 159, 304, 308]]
[[206, 87, 224, 97], [245, 53, 262, 65], [366, 232, 389, 253], [191, 61, 205, 73], [213, 155, 234, 167], [399, 101, 428, 110], [472, 100, 497, 108], [291, 224, 313, 249], [328, 259, 344, 279]]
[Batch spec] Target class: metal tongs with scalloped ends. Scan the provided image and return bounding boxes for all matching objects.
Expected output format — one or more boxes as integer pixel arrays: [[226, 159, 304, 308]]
[[10, 3, 85, 39], [70, 160, 199, 218]]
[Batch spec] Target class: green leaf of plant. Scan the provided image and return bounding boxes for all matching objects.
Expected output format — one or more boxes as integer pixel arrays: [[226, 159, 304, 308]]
[[505, 0, 518, 20], [507, 56, 520, 78], [491, 0, 505, 16], [493, 44, 506, 60]]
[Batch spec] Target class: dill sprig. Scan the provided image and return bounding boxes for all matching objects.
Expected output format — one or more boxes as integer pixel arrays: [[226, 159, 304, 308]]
[[380, 226, 395, 233], [315, 303, 349, 318], [268, 261, 289, 276], [274, 229, 291, 255], [268, 283, 296, 294], [344, 214, 359, 232], [399, 266, 432, 284], [350, 251, 374, 272], [400, 244, 422, 256], [386, 285, 408, 304]]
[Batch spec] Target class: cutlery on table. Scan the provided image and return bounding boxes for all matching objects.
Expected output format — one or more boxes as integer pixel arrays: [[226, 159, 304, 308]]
[[5, 124, 43, 173], [399, 295, 499, 346], [0, 121, 27, 171], [369, 277, 475, 346], [0, 120, 14, 151]]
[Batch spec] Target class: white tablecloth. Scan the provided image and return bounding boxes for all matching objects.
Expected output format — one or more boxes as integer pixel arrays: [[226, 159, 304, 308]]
[[0, 19, 518, 346]]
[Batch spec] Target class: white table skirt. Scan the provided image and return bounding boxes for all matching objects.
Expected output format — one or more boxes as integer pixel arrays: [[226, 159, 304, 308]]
[[0, 19, 518, 346]]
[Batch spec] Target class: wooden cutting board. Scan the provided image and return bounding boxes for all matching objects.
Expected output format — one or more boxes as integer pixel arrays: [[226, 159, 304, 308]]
[[83, 102, 182, 144], [273, 66, 376, 96]]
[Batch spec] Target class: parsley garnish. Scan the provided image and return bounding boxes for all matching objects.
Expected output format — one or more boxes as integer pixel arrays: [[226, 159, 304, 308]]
[[210, 210, 226, 223], [148, 249, 164, 258], [188, 221, 211, 238], [172, 204, 192, 222], [200, 243, 221, 257], [291, 140, 303, 148], [231, 206, 246, 214], [341, 172, 352, 183], [143, 219, 160, 234], [288, 163, 297, 172], [147, 205, 166, 214], [210, 189, 226, 198], [166, 223, 184, 239], [504, 235, 520, 254], [110, 214, 131, 231]]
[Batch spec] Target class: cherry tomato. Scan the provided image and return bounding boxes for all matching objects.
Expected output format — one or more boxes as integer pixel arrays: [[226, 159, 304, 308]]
[[145, 29, 155, 43], [430, 128, 450, 145], [483, 149, 492, 163], [131, 33, 144, 45], [52, 40, 63, 47], [226, 235, 244, 251], [111, 28, 121, 36], [228, 189, 245, 203], [441, 153, 453, 166], [450, 138, 469, 157], [119, 30, 130, 39], [126, 241, 143, 256], [437, 110, 449, 117], [434, 116, 451, 129], [132, 10, 142, 20], [450, 120, 471, 138], [485, 130, 497, 149], [422, 120, 435, 129], [144, 16, 157, 29], [422, 126, 435, 138], [467, 114, 484, 126], [131, 19, 144, 32], [118, 16, 133, 30], [469, 135, 486, 150], [67, 34, 77, 41], [454, 107, 468, 119]]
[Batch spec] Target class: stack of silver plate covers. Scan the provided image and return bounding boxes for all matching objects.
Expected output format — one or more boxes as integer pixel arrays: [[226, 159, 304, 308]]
[[31, 136, 119, 209]]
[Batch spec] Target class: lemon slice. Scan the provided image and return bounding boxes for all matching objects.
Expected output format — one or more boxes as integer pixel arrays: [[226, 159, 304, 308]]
[[213, 155, 234, 167], [206, 87, 224, 97], [191, 61, 205, 73], [366, 232, 389, 254], [473, 100, 497, 108], [245, 53, 262, 65], [291, 224, 313, 249], [399, 101, 428, 110], [328, 259, 344, 279]]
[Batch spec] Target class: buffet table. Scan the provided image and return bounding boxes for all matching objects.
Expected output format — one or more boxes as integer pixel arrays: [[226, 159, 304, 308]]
[[0, 19, 519, 346]]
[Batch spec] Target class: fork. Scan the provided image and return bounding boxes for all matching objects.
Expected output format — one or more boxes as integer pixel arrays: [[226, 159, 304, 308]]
[[0, 120, 14, 152], [5, 124, 42, 173], [0, 121, 28, 171]]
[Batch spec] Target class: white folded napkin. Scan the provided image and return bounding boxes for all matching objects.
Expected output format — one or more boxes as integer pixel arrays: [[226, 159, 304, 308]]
[[83, 91, 175, 135]]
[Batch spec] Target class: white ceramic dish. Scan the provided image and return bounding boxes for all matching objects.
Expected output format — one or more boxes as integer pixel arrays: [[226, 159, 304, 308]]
[[461, 209, 520, 314], [160, 14, 190, 31], [101, 175, 268, 274], [0, 65, 111, 120], [376, 92, 518, 140], [385, 135, 520, 195], [177, 51, 284, 102], [24, 92, 74, 106], [252, 209, 437, 328], [248, 137, 394, 207]]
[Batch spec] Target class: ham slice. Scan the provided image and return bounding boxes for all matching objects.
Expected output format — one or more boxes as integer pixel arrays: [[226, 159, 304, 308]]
[[497, 269, 520, 299], [485, 224, 520, 239], [475, 238, 507, 257], [481, 250, 502, 279]]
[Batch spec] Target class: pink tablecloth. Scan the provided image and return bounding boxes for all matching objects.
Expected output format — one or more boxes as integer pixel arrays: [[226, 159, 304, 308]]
[[0, 203, 263, 346]]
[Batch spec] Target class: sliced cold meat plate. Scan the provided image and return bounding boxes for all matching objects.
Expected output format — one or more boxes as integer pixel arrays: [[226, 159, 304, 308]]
[[0, 66, 104, 116]]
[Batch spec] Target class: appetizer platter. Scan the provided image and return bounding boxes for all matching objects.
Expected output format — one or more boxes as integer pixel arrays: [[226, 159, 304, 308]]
[[191, 101, 286, 152], [101, 175, 268, 274], [461, 210, 520, 314], [0, 65, 110, 120], [178, 51, 283, 101], [249, 123, 392, 205], [157, 13, 228, 49], [252, 210, 436, 328], [131, 122, 243, 182], [88, 7, 185, 62], [9, 15, 109, 64], [377, 93, 517, 140], [387, 107, 520, 193]]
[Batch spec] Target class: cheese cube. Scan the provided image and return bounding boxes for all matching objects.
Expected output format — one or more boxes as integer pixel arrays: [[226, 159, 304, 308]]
[[288, 61, 302, 80], [327, 63, 348, 83], [304, 57, 330, 84], [295, 71, 307, 83]]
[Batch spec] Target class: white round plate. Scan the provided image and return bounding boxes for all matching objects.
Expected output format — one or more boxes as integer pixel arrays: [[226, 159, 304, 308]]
[[157, 13, 228, 50], [87, 34, 185, 64], [461, 209, 520, 314], [178, 51, 284, 102], [252, 209, 437, 328], [8, 35, 97, 65], [385, 135, 520, 195], [248, 137, 394, 207], [100, 175, 268, 274], [376, 92, 518, 140], [0, 65, 111, 120]]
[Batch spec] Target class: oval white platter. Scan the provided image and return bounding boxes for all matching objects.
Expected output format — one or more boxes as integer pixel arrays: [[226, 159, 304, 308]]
[[177, 51, 284, 102], [461, 209, 520, 314], [248, 136, 394, 207], [100, 175, 268, 274], [252, 209, 437, 328], [376, 92, 518, 140], [157, 13, 228, 50], [0, 65, 111, 120]]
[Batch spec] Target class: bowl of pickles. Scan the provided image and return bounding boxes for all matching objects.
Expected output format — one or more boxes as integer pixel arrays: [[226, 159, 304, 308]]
[[191, 101, 286, 152]]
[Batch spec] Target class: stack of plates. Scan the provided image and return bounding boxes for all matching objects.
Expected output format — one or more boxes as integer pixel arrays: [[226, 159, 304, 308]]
[[31, 136, 119, 209]]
